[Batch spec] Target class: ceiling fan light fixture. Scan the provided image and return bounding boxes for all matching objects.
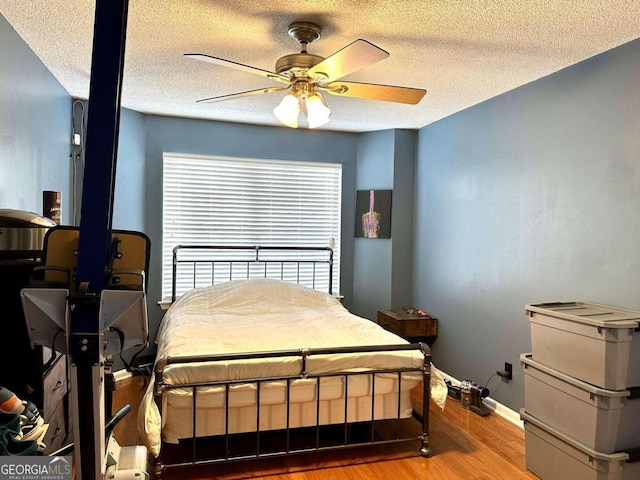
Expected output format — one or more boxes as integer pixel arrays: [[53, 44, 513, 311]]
[[304, 93, 331, 129], [188, 21, 427, 129], [273, 93, 300, 128]]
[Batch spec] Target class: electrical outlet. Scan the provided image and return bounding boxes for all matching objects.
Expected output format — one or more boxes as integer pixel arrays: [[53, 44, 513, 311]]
[[504, 362, 513, 379], [497, 362, 513, 381]]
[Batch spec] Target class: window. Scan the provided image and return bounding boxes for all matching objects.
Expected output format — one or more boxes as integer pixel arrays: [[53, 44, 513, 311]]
[[162, 153, 342, 299]]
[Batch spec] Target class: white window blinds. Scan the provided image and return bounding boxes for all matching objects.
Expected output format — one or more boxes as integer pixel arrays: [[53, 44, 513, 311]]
[[162, 153, 342, 299]]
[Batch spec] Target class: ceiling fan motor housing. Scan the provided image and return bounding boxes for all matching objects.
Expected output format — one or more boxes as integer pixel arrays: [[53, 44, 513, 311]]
[[277, 22, 325, 79], [275, 53, 324, 78]]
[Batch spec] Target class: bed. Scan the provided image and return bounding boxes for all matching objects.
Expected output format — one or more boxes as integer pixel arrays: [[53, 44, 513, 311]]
[[139, 245, 443, 477]]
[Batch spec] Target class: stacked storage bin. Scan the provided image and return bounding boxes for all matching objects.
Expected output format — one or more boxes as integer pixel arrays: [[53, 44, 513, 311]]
[[520, 302, 640, 480]]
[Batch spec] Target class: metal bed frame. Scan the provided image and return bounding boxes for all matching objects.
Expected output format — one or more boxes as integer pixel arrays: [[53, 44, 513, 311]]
[[171, 245, 335, 302], [153, 245, 431, 477]]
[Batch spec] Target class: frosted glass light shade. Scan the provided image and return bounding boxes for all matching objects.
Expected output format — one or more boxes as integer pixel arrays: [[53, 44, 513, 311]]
[[305, 94, 331, 128], [273, 93, 300, 128]]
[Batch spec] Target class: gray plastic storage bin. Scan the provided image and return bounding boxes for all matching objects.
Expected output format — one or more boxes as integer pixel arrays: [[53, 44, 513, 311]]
[[521, 353, 640, 453], [520, 410, 640, 480], [526, 302, 640, 390]]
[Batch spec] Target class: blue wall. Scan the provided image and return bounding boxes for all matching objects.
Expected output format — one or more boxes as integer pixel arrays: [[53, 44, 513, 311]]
[[353, 129, 417, 320], [0, 14, 71, 221], [414, 37, 640, 411], [70, 101, 146, 231], [391, 130, 416, 310], [353, 130, 395, 319], [113, 108, 146, 231]]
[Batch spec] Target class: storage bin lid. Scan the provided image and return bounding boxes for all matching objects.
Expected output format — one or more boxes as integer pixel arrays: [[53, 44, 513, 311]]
[[526, 302, 640, 329], [520, 353, 630, 397]]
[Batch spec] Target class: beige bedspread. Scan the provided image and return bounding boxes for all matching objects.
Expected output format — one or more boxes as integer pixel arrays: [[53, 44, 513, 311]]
[[139, 279, 436, 456]]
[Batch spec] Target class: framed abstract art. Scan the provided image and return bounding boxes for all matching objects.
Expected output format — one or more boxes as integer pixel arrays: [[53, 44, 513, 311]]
[[355, 189, 392, 238]]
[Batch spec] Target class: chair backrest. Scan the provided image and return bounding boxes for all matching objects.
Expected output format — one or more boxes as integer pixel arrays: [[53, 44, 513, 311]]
[[32, 226, 150, 293]]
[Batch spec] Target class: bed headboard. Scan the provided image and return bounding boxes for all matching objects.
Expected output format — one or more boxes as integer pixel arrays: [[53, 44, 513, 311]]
[[171, 245, 334, 301]]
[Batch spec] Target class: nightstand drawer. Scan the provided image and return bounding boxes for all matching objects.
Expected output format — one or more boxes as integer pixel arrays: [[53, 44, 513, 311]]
[[378, 316, 437, 337], [377, 309, 438, 343]]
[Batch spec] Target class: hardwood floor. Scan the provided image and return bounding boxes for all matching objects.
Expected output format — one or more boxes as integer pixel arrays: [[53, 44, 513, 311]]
[[112, 375, 537, 479]]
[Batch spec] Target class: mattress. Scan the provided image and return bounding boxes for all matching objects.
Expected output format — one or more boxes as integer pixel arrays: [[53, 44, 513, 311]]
[[161, 388, 415, 444], [139, 279, 429, 456]]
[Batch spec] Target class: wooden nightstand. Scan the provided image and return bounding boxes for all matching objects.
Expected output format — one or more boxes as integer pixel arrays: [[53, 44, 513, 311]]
[[377, 309, 438, 345]]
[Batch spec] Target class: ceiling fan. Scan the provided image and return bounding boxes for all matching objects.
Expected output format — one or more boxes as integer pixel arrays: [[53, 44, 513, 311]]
[[185, 22, 427, 129]]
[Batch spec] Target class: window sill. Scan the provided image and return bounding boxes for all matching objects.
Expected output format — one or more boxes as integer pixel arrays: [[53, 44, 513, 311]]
[[157, 300, 172, 311]]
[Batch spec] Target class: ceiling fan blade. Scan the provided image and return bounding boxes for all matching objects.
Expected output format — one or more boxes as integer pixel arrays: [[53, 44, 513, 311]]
[[308, 39, 389, 83], [196, 86, 288, 104], [322, 81, 426, 105], [185, 53, 291, 84]]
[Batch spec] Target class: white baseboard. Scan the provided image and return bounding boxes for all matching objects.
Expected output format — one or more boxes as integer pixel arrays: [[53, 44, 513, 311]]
[[482, 397, 524, 428], [435, 367, 523, 429]]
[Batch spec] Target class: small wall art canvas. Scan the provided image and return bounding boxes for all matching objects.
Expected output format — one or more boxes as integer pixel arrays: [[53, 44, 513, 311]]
[[355, 189, 392, 238]]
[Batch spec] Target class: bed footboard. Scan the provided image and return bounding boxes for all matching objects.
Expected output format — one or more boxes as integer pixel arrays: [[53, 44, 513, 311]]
[[151, 343, 431, 477]]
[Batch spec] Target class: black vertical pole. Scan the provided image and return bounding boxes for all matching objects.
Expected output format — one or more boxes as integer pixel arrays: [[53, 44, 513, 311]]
[[69, 1, 128, 479]]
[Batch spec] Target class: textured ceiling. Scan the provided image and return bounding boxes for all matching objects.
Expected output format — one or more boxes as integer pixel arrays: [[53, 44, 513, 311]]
[[1, 1, 639, 132]]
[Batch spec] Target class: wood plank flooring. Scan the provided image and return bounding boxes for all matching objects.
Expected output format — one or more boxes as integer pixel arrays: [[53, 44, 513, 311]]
[[112, 375, 537, 480]]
